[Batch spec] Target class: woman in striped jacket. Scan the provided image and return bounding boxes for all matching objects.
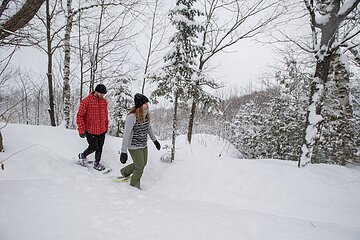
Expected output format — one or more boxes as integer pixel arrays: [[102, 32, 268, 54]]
[[119, 93, 161, 190]]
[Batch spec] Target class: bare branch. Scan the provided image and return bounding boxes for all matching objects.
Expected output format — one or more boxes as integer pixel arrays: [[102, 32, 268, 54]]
[[0, 0, 45, 40]]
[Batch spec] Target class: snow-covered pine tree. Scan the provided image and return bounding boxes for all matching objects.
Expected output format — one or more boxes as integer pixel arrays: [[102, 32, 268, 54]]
[[229, 54, 309, 161], [230, 92, 305, 161], [267, 57, 309, 161], [149, 0, 204, 162], [108, 78, 132, 137], [229, 92, 274, 159], [230, 101, 262, 159], [265, 98, 305, 161]]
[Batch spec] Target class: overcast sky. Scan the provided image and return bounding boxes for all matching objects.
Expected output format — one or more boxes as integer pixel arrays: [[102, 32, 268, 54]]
[[6, 0, 284, 99], [9, 37, 275, 97]]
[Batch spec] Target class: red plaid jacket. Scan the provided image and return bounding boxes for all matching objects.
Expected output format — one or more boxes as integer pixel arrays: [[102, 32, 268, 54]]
[[76, 93, 108, 135]]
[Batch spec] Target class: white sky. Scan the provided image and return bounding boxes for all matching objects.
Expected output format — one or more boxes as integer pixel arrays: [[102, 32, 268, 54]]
[[5, 0, 281, 98], [211, 39, 275, 93], [9, 37, 275, 97], [1, 123, 359, 239]]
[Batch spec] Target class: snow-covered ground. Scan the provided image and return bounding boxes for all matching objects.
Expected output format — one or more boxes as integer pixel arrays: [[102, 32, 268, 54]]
[[0, 123, 359, 240]]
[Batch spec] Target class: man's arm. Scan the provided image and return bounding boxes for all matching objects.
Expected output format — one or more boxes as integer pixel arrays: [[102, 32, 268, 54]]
[[76, 99, 88, 134]]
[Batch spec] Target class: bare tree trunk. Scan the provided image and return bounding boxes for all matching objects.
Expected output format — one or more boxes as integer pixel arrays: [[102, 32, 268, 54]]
[[89, 2, 105, 90], [187, 59, 204, 143], [45, 0, 56, 126], [0, 0, 45, 40], [78, 12, 84, 100], [141, 0, 161, 94], [187, 98, 196, 144], [331, 50, 355, 164], [36, 88, 41, 125], [171, 91, 179, 162], [63, 0, 73, 128], [299, 56, 331, 166], [18, 72, 30, 125], [332, 50, 353, 118], [298, 0, 359, 167]]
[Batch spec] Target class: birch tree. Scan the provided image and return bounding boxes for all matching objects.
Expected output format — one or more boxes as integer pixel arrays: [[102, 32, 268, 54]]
[[62, 0, 140, 127], [299, 0, 360, 167], [63, 0, 73, 128]]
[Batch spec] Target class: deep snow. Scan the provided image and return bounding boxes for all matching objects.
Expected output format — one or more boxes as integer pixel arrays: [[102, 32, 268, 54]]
[[0, 124, 359, 240]]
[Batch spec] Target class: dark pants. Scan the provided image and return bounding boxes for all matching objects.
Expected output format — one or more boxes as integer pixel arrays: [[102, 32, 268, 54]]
[[82, 132, 106, 164]]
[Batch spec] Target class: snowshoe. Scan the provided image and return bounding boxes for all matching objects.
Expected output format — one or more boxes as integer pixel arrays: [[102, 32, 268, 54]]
[[112, 175, 132, 183]]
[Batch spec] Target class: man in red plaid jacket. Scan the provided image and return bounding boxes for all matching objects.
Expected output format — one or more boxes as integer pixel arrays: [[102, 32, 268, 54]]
[[76, 84, 109, 171]]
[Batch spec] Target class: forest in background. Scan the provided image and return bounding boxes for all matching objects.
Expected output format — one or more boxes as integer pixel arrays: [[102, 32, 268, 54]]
[[0, 0, 359, 166]]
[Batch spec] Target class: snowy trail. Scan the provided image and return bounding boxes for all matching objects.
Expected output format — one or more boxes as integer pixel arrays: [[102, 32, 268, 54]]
[[1, 172, 357, 240], [0, 124, 360, 240]]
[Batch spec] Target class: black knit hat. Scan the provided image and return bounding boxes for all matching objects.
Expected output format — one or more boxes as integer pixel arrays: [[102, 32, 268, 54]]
[[95, 84, 107, 94], [134, 93, 149, 108]]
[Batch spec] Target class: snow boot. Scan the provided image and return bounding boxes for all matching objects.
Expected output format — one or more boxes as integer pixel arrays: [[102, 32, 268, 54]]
[[78, 153, 88, 167], [93, 162, 106, 171]]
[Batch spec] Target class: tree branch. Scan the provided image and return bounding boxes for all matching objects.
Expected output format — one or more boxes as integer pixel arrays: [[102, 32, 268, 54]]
[[0, 0, 45, 40]]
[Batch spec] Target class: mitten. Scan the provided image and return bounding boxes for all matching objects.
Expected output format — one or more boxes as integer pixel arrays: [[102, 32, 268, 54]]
[[154, 140, 161, 150], [120, 153, 128, 164]]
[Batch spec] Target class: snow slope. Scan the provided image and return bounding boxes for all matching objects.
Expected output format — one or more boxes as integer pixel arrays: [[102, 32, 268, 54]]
[[0, 124, 359, 240]]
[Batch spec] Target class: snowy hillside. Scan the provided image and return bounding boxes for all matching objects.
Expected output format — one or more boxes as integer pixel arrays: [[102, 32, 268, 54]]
[[0, 124, 359, 240]]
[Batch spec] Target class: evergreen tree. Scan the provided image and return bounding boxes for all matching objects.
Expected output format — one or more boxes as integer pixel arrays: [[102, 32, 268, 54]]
[[230, 101, 268, 159], [229, 56, 309, 161], [268, 58, 309, 160], [108, 78, 132, 137], [149, 0, 204, 161]]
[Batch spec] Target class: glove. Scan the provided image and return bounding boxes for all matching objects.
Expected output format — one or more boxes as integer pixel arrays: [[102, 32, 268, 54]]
[[120, 153, 128, 164], [154, 140, 161, 150], [79, 133, 86, 138]]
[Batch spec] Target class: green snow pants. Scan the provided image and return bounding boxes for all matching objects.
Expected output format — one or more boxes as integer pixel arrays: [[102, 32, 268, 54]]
[[120, 147, 148, 189]]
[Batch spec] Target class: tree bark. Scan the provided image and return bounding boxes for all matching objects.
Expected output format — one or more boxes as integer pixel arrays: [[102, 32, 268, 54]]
[[46, 0, 56, 126], [187, 98, 196, 144], [331, 50, 355, 164], [299, 56, 331, 167], [0, 0, 45, 40], [63, 0, 73, 128], [171, 91, 179, 162], [332, 50, 353, 118], [298, 0, 359, 167]]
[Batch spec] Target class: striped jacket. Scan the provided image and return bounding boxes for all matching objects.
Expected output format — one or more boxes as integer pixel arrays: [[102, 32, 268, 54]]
[[76, 93, 108, 135], [121, 113, 156, 153]]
